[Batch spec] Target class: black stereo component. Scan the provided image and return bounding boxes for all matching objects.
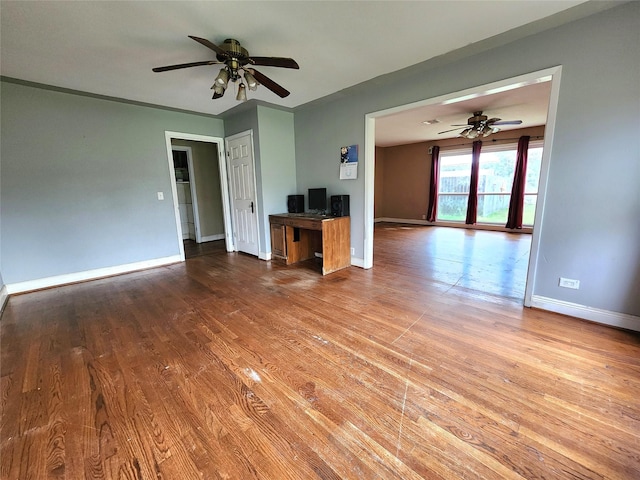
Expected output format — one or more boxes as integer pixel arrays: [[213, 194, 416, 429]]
[[330, 195, 350, 217], [287, 194, 304, 213]]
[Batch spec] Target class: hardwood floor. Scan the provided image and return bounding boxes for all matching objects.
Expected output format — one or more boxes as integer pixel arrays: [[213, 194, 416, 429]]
[[2, 226, 639, 479], [183, 239, 226, 259], [374, 224, 531, 300]]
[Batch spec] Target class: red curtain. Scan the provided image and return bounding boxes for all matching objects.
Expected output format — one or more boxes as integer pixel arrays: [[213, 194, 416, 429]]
[[426, 146, 440, 222], [506, 136, 530, 229], [465, 140, 482, 225]]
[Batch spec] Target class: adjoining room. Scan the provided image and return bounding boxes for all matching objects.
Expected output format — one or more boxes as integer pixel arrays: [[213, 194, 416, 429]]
[[374, 79, 550, 303]]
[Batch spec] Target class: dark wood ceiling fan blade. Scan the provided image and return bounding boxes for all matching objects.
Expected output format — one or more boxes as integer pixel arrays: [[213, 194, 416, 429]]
[[248, 68, 290, 98], [249, 57, 299, 69], [152, 60, 219, 72], [438, 127, 466, 134], [493, 120, 523, 125], [188, 35, 228, 57]]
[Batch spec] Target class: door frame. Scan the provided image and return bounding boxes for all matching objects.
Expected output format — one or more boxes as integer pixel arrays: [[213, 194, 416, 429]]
[[164, 131, 235, 260], [224, 129, 261, 257], [363, 66, 563, 307], [171, 145, 203, 242]]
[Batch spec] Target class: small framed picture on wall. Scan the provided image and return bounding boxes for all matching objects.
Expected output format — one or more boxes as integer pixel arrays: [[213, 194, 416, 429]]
[[340, 145, 358, 180]]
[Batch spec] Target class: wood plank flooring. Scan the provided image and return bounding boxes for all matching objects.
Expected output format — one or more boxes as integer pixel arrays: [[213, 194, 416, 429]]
[[2, 227, 639, 479], [184, 239, 223, 259], [374, 224, 532, 300]]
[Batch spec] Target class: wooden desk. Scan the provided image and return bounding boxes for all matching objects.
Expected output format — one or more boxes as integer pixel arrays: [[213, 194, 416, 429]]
[[269, 214, 351, 275]]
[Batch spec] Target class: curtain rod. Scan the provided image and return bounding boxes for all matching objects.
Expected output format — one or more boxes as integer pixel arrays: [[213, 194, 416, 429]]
[[438, 135, 544, 149]]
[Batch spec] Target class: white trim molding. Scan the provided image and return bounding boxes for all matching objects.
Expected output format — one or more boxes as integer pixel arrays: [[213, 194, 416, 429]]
[[374, 217, 532, 233], [350, 257, 365, 268], [259, 251, 272, 261], [6, 256, 182, 295], [0, 285, 9, 314], [531, 295, 640, 332], [200, 233, 225, 243], [165, 131, 229, 256]]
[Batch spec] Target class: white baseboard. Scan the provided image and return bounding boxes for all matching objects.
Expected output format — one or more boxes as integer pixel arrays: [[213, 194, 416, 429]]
[[259, 251, 272, 261], [0, 285, 9, 314], [531, 295, 640, 332], [350, 257, 365, 268], [6, 255, 183, 295], [200, 233, 225, 242], [374, 217, 532, 233]]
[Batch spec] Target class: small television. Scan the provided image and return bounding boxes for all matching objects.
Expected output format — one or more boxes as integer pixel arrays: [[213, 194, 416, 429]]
[[308, 188, 327, 213]]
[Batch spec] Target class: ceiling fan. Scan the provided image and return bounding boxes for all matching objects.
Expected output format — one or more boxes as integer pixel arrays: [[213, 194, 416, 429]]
[[152, 36, 299, 101], [438, 111, 522, 139]]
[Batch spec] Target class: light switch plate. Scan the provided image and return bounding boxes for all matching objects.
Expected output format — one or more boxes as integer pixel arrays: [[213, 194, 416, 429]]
[[559, 277, 580, 289]]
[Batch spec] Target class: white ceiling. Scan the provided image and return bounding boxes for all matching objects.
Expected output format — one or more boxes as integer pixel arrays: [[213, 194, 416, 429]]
[[375, 79, 553, 146], [0, 1, 589, 113]]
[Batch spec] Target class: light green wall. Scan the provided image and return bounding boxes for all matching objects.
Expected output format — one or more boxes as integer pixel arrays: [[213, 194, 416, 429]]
[[0, 81, 224, 284], [256, 106, 296, 252]]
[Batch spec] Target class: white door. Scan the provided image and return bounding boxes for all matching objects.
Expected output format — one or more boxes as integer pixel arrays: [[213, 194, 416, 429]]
[[226, 132, 259, 256]]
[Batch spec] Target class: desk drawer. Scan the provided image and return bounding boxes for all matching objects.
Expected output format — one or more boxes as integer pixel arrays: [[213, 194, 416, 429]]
[[283, 217, 323, 230]]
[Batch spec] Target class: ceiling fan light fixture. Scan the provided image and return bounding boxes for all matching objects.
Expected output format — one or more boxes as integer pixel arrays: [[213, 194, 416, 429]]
[[243, 70, 259, 91], [236, 83, 247, 101], [215, 68, 229, 88], [483, 126, 500, 137], [459, 127, 479, 139], [213, 83, 226, 95], [438, 111, 522, 139]]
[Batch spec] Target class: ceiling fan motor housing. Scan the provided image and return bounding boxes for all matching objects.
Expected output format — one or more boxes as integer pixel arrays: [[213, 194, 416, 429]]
[[469, 111, 488, 125], [217, 39, 250, 81], [217, 39, 250, 64]]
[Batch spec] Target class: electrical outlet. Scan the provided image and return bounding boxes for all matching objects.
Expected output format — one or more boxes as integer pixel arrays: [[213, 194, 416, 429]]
[[350, 247, 355, 255], [422, 214, 427, 220], [559, 277, 580, 289], [157, 192, 164, 200]]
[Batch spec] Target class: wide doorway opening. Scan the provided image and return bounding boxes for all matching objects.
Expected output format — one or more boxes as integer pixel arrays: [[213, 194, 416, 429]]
[[364, 67, 562, 305]]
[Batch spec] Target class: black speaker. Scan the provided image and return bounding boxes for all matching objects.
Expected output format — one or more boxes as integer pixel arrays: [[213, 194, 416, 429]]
[[330, 195, 350, 217], [287, 194, 304, 213]]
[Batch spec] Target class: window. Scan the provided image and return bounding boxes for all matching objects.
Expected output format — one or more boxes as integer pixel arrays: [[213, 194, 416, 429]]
[[436, 152, 471, 222], [436, 142, 542, 225]]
